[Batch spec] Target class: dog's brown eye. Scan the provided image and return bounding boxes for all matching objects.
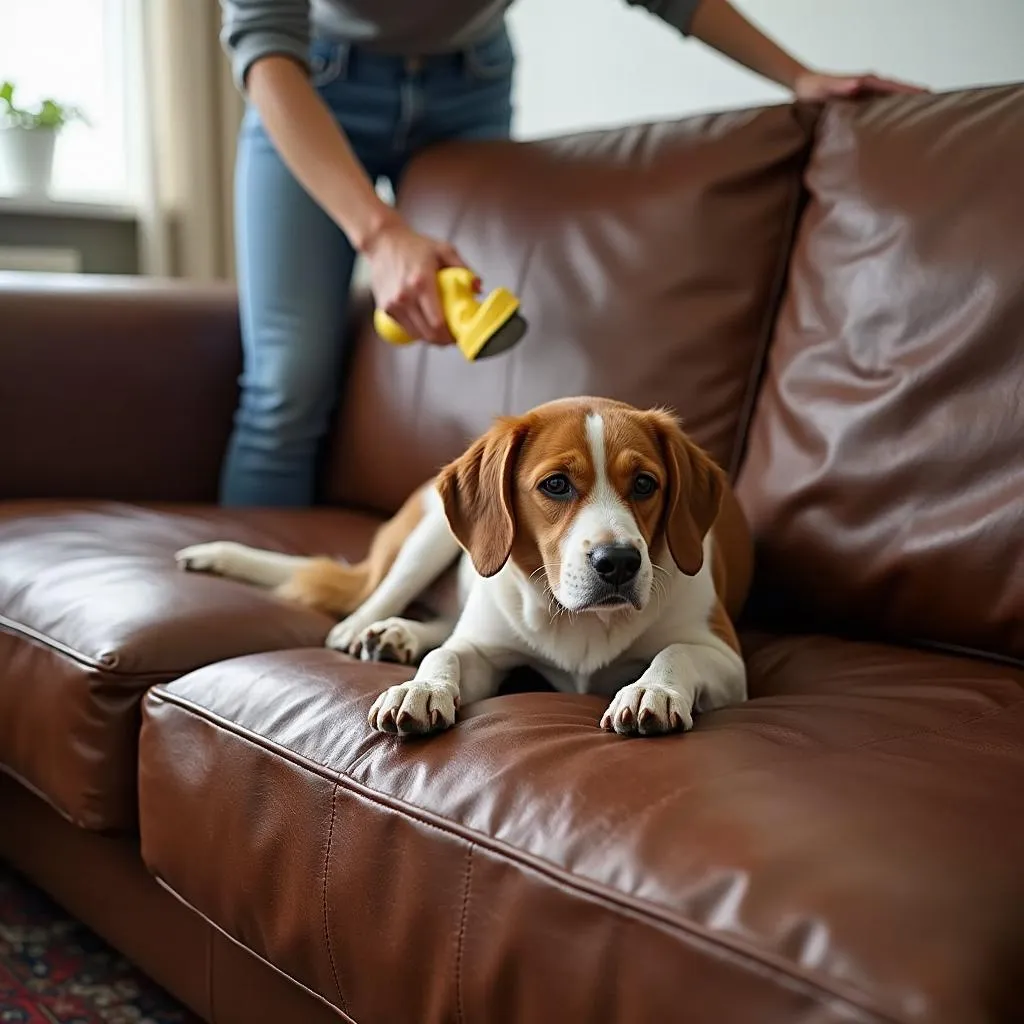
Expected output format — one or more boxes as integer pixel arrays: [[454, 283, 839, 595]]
[[632, 473, 659, 499], [539, 473, 574, 500]]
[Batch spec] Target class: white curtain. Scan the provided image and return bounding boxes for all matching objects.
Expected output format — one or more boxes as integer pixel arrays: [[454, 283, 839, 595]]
[[131, 0, 243, 280]]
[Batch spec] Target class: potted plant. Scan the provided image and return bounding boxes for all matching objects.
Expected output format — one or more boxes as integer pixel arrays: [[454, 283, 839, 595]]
[[0, 81, 86, 198]]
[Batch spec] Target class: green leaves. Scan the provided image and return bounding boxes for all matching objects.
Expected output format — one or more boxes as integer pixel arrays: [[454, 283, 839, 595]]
[[0, 80, 86, 130], [37, 100, 64, 128]]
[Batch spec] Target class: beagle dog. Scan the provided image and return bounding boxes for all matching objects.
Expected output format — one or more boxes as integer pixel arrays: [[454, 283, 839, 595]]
[[176, 397, 752, 737]]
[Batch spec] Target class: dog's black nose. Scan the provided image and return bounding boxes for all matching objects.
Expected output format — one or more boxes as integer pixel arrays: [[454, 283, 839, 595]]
[[589, 543, 642, 586]]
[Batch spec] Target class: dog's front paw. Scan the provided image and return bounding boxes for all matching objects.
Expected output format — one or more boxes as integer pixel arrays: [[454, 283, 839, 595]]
[[325, 616, 367, 654], [327, 616, 418, 662], [350, 618, 417, 664], [600, 681, 693, 737], [175, 541, 239, 575], [368, 680, 459, 736]]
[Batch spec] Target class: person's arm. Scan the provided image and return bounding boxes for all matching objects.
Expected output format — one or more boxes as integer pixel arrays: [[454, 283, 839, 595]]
[[688, 0, 927, 99], [220, 1, 461, 343], [629, 0, 927, 100], [688, 0, 805, 89], [246, 57, 394, 252]]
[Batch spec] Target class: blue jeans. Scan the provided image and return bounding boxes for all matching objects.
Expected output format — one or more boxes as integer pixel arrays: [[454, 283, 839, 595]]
[[220, 29, 515, 507]]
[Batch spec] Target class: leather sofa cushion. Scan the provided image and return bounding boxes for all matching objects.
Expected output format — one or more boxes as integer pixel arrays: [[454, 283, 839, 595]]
[[736, 85, 1024, 664], [139, 637, 1024, 1024], [0, 501, 378, 832], [326, 103, 815, 514]]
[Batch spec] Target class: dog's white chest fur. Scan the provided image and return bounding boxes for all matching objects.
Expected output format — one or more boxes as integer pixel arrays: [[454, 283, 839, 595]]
[[453, 532, 718, 698]]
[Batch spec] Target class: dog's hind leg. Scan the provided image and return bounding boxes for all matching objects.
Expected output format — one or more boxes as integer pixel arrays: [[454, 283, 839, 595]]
[[176, 541, 313, 588], [325, 486, 461, 652]]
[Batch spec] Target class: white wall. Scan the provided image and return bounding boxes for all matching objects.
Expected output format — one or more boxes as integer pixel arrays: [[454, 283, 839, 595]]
[[507, 0, 1024, 139]]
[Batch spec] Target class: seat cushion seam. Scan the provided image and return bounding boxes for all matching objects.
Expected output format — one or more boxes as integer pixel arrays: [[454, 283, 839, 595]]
[[151, 874, 359, 1023], [455, 845, 474, 1024], [0, 761, 140, 834], [145, 687, 904, 1021], [322, 781, 347, 1013], [1, 612, 111, 672], [1, 612, 205, 680], [0, 762, 95, 831], [0, 612, 290, 681]]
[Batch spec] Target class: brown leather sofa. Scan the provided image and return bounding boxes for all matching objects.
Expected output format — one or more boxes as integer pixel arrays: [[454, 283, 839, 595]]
[[2, 83, 1023, 1024]]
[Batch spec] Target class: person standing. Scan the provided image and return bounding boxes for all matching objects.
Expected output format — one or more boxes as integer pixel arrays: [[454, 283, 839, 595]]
[[218, 0, 923, 507]]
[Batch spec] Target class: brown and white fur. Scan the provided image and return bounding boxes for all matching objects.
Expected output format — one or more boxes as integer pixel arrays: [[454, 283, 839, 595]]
[[176, 397, 752, 738]]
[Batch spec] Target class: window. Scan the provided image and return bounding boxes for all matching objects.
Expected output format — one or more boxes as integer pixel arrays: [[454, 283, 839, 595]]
[[0, 0, 135, 204]]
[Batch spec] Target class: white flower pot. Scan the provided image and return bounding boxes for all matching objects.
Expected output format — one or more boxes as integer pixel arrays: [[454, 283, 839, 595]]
[[0, 126, 58, 198]]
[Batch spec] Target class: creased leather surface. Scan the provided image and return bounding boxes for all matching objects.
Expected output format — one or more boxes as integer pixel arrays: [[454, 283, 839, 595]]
[[0, 774, 349, 1024], [8, 83, 1024, 1024], [140, 638, 1024, 1024], [0, 501, 379, 830], [326, 104, 816, 514], [736, 86, 1024, 664]]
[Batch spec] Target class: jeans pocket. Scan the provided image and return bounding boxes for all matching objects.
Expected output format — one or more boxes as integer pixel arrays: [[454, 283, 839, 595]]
[[309, 40, 349, 88], [464, 28, 515, 81]]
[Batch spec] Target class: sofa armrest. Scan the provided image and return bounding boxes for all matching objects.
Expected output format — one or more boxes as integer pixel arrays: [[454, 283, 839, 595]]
[[0, 272, 241, 503]]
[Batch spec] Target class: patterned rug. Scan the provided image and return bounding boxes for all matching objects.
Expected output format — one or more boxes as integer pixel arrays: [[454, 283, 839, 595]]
[[0, 865, 200, 1023]]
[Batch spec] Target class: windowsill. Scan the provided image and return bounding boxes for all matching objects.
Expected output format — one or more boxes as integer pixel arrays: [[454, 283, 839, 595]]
[[0, 193, 137, 221]]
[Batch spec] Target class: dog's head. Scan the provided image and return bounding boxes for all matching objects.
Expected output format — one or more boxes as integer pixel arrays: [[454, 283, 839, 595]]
[[436, 397, 725, 615]]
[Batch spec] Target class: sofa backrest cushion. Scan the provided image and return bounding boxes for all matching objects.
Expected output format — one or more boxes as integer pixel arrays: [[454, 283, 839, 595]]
[[325, 104, 815, 514], [736, 85, 1024, 664]]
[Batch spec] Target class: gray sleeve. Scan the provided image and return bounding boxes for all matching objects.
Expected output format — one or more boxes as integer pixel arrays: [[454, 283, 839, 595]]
[[626, 0, 701, 35], [219, 0, 311, 91]]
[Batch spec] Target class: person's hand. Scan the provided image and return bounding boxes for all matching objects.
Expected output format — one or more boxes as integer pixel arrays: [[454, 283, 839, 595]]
[[793, 71, 929, 102], [363, 218, 473, 345]]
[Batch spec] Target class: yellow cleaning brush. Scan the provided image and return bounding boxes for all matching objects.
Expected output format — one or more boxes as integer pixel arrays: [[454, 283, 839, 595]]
[[373, 267, 527, 361]]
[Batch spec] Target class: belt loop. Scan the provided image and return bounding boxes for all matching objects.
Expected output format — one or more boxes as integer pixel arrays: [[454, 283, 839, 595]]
[[338, 40, 351, 80]]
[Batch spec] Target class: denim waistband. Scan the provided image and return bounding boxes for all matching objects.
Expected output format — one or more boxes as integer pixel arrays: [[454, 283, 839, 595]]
[[309, 25, 513, 84]]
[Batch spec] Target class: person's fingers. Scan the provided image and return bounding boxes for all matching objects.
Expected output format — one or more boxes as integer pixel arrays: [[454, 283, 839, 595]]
[[439, 244, 482, 293], [796, 71, 930, 103], [384, 285, 432, 342], [795, 74, 856, 102], [417, 273, 454, 345], [400, 301, 434, 344], [830, 76, 863, 96]]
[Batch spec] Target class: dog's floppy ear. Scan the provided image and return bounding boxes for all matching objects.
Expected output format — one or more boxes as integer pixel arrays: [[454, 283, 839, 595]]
[[436, 416, 527, 578], [649, 409, 725, 577]]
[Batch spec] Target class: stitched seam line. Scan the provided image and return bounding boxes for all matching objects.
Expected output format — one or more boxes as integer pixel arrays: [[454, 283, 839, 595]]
[[0, 612, 115, 672], [148, 689, 919, 1021], [0, 760, 140, 834], [150, 873, 358, 1023], [322, 781, 346, 1012], [0, 762, 95, 830], [455, 845, 474, 1024]]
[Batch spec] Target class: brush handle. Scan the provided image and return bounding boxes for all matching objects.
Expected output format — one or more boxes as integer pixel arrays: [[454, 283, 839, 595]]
[[373, 268, 478, 345], [372, 308, 414, 345]]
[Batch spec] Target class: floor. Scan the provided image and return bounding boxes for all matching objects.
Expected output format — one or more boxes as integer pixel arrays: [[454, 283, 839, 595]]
[[0, 864, 199, 1024]]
